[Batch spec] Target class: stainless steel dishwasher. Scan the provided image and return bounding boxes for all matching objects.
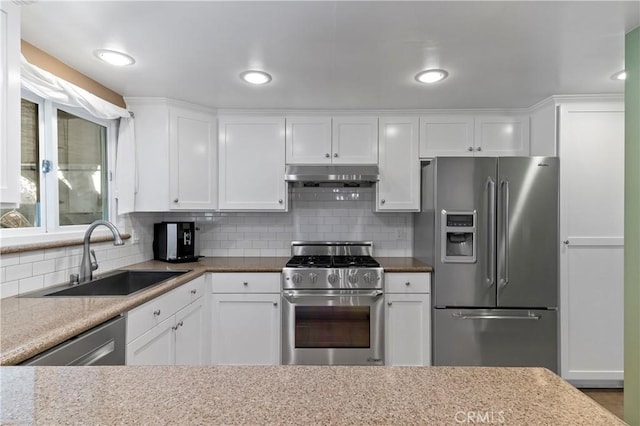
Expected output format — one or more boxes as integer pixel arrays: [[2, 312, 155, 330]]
[[21, 315, 126, 366]]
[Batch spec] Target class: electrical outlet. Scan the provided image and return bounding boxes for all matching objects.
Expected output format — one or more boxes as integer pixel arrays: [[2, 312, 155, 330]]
[[131, 230, 139, 245]]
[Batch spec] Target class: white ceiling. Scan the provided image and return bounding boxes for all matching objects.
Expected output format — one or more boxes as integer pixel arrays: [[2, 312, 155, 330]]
[[19, 1, 639, 110]]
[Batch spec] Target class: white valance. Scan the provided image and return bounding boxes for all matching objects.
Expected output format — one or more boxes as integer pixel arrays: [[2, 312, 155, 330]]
[[20, 55, 137, 215]]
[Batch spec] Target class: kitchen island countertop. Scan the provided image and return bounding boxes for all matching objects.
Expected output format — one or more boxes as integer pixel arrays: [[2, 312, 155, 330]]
[[1, 257, 431, 365], [0, 365, 624, 425]]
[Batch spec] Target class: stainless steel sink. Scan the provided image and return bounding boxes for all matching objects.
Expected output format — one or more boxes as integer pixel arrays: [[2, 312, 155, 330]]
[[24, 270, 188, 297]]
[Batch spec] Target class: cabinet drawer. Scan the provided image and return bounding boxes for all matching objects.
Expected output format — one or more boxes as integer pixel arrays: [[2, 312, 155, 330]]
[[127, 292, 175, 343], [211, 273, 280, 293], [386, 273, 431, 294], [175, 275, 205, 303]]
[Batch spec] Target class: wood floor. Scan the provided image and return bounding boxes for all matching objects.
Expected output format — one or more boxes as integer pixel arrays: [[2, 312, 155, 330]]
[[580, 389, 624, 421]]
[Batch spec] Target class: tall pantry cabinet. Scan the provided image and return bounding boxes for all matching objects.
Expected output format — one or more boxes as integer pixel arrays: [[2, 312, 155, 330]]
[[531, 96, 625, 385]]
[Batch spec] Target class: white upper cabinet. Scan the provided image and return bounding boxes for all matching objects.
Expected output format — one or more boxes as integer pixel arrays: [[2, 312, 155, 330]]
[[285, 117, 332, 164], [474, 114, 529, 156], [331, 116, 378, 164], [169, 105, 217, 210], [126, 98, 217, 211], [0, 1, 20, 205], [218, 116, 287, 211], [286, 116, 378, 164], [376, 117, 420, 212], [419, 115, 474, 157], [420, 114, 529, 158]]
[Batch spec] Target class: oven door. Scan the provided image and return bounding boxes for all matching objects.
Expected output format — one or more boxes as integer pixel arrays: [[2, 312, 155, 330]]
[[281, 289, 384, 365]]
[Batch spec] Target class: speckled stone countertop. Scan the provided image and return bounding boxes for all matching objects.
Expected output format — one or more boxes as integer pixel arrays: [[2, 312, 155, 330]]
[[0, 366, 624, 425], [0, 257, 431, 365]]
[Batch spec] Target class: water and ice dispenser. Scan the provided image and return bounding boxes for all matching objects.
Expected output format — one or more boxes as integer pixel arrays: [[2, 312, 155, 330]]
[[441, 210, 477, 263]]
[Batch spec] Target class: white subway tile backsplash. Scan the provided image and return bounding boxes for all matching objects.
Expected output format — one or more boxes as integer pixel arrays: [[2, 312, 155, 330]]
[[0, 253, 20, 267], [6, 263, 32, 281], [32, 259, 56, 276], [1, 280, 19, 298], [19, 275, 44, 293], [19, 250, 44, 264], [44, 248, 66, 260]]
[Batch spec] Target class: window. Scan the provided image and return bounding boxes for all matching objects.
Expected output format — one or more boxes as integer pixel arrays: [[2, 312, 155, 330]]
[[0, 92, 115, 233]]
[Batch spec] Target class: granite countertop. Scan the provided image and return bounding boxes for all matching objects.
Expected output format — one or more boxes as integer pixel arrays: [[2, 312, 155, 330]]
[[0, 366, 624, 425], [0, 257, 432, 365]]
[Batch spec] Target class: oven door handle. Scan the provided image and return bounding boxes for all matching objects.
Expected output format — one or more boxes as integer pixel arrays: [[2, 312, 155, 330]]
[[284, 290, 383, 299]]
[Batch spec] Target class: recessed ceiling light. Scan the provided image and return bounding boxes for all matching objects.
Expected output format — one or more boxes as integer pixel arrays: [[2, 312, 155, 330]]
[[240, 70, 272, 85], [94, 49, 135, 66], [611, 70, 626, 81], [415, 69, 449, 84]]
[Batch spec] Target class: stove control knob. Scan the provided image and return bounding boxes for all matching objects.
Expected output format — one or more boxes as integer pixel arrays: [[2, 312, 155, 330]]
[[328, 273, 339, 285], [308, 272, 318, 284], [348, 274, 359, 284], [291, 273, 303, 284], [363, 272, 375, 284]]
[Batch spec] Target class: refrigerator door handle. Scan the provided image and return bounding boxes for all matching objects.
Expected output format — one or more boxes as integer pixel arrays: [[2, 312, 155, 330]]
[[452, 312, 541, 321], [486, 177, 496, 288], [499, 179, 510, 289]]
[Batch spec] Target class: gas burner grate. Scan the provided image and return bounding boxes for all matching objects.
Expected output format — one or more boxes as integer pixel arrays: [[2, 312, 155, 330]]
[[332, 256, 380, 268], [285, 255, 333, 268]]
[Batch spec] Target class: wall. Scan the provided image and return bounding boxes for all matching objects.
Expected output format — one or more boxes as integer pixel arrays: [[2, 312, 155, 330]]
[[0, 214, 157, 298], [157, 186, 413, 257], [624, 26, 640, 426]]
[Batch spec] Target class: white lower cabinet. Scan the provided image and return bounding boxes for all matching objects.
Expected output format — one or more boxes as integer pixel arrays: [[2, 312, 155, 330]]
[[210, 273, 281, 365], [385, 273, 431, 366], [126, 276, 208, 366]]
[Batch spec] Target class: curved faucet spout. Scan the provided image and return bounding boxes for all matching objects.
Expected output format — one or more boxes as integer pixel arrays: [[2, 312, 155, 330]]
[[78, 220, 124, 284]]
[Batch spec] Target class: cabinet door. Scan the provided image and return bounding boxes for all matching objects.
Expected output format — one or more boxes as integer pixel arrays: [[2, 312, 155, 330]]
[[559, 102, 624, 383], [419, 115, 474, 158], [1, 2, 21, 204], [285, 117, 331, 164], [211, 293, 280, 365], [169, 106, 217, 210], [218, 117, 287, 210], [385, 293, 431, 366], [175, 298, 209, 366], [332, 117, 378, 164], [126, 317, 175, 365], [474, 115, 529, 156], [126, 99, 170, 211], [377, 117, 420, 211]]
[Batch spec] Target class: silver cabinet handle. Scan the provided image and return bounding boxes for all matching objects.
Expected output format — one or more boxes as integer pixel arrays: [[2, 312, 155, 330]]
[[278, 199, 283, 204], [333, 153, 338, 158], [190, 289, 197, 295], [486, 177, 496, 288], [325, 153, 330, 158], [387, 302, 393, 306], [153, 309, 161, 316], [405, 282, 411, 286], [273, 302, 278, 307], [476, 147, 482, 151], [381, 199, 386, 204], [173, 198, 179, 203], [467, 147, 473, 151], [562, 240, 570, 245], [243, 282, 248, 286]]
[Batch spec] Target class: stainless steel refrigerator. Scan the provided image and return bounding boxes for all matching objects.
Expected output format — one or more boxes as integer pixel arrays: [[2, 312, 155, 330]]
[[414, 157, 558, 372]]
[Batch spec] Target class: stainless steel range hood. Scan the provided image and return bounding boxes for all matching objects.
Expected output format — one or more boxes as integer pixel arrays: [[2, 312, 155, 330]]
[[285, 165, 380, 183]]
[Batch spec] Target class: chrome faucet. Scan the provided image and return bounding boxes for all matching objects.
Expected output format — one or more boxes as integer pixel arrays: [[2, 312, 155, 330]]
[[77, 220, 124, 284]]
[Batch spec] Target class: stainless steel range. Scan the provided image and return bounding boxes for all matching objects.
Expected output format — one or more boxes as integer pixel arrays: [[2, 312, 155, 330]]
[[281, 241, 384, 366]]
